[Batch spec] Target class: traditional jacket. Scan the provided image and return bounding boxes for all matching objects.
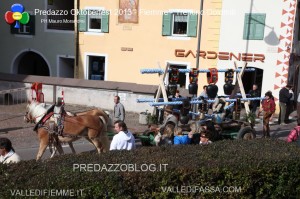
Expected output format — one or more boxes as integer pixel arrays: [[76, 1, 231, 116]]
[[160, 114, 178, 129], [261, 99, 276, 113]]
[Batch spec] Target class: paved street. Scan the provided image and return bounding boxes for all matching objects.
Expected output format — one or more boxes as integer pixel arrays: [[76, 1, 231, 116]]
[[0, 103, 298, 161]]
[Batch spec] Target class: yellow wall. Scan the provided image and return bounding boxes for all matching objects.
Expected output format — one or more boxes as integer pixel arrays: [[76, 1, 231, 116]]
[[78, 0, 223, 91]]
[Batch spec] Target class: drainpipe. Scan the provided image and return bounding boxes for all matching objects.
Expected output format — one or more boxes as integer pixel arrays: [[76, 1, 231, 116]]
[[193, 0, 204, 118], [196, 0, 204, 70], [75, 0, 80, 77]]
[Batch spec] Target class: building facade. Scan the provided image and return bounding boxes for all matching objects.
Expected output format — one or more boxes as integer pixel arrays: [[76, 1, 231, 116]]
[[76, 0, 223, 91], [216, 0, 300, 99], [1, 0, 299, 103]]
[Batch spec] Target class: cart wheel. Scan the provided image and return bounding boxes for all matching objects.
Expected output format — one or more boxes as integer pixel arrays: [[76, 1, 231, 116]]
[[237, 127, 256, 140]]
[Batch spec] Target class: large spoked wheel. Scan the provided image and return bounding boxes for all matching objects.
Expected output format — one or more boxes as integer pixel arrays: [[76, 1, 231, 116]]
[[237, 127, 256, 140]]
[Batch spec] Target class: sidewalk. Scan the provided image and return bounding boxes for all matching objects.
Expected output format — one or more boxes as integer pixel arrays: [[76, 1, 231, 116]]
[[254, 111, 298, 140]]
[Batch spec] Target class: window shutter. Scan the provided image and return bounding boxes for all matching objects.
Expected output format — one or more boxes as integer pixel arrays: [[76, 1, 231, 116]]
[[243, 14, 266, 40], [253, 14, 265, 40], [243, 14, 250, 39], [78, 10, 88, 32], [187, 13, 198, 37], [162, 13, 172, 36], [101, 10, 109, 33]]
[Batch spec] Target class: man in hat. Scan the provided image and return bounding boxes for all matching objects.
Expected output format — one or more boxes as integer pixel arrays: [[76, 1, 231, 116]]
[[0, 137, 21, 164], [157, 106, 178, 132]]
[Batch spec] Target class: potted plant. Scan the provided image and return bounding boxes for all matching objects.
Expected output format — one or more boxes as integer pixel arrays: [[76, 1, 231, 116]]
[[244, 112, 256, 128], [147, 114, 158, 124]]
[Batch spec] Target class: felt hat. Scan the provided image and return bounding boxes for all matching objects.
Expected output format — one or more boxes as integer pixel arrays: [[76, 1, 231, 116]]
[[164, 106, 173, 113]]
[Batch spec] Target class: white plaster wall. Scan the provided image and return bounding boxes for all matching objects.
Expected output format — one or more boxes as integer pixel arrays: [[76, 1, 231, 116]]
[[217, 0, 283, 96], [22, 83, 153, 113]]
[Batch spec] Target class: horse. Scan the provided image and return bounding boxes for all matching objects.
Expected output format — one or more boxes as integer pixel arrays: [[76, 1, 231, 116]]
[[24, 101, 110, 160]]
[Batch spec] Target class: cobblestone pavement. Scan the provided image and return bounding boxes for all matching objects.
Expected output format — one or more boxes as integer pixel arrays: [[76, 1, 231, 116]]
[[0, 103, 298, 151]]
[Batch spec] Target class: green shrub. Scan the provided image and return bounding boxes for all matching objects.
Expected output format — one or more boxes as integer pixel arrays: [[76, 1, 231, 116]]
[[1, 139, 300, 198]]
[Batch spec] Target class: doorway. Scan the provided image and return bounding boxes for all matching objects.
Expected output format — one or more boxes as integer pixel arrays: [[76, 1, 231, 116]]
[[241, 67, 263, 95], [58, 57, 74, 78], [17, 51, 49, 76]]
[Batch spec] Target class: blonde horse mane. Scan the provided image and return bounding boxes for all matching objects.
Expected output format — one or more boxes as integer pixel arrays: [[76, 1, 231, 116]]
[[27, 101, 48, 123]]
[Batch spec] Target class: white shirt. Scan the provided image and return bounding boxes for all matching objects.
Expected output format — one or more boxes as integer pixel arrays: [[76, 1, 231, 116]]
[[110, 130, 136, 150], [199, 141, 212, 145], [0, 150, 21, 164]]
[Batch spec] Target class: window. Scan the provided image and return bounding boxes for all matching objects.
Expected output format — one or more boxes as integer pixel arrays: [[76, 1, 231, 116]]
[[162, 12, 198, 37], [46, 0, 74, 31], [173, 13, 188, 35], [88, 56, 105, 80], [79, 9, 109, 33], [243, 14, 266, 40], [10, 15, 35, 35], [88, 10, 101, 32]]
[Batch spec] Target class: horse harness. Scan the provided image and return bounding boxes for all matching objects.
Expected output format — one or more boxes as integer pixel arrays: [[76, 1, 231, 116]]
[[35, 108, 106, 139]]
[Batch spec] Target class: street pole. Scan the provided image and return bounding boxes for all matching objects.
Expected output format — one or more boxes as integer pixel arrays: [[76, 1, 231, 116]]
[[193, 0, 204, 119], [196, 0, 204, 69]]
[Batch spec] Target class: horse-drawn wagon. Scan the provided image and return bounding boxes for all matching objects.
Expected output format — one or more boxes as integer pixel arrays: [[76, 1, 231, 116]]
[[136, 118, 256, 146]]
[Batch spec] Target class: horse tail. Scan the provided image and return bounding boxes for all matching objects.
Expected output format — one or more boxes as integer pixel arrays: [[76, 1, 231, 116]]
[[99, 115, 110, 152], [99, 115, 107, 132]]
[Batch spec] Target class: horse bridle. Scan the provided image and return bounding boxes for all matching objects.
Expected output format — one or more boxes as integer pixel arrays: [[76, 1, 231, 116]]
[[24, 111, 34, 123], [24, 110, 45, 124]]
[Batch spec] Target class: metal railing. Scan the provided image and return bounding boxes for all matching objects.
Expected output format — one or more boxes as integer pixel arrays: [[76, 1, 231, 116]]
[[0, 87, 29, 105]]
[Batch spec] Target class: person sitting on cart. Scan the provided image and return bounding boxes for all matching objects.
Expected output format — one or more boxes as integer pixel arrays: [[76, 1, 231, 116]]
[[155, 124, 175, 146], [173, 127, 192, 145], [149, 123, 175, 146], [189, 122, 201, 145], [212, 97, 226, 123], [156, 106, 178, 133], [199, 130, 212, 145]]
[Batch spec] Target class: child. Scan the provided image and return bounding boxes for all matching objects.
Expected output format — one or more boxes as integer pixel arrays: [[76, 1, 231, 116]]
[[287, 122, 300, 143], [173, 127, 192, 145], [160, 124, 174, 145], [257, 91, 276, 138], [199, 131, 212, 145]]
